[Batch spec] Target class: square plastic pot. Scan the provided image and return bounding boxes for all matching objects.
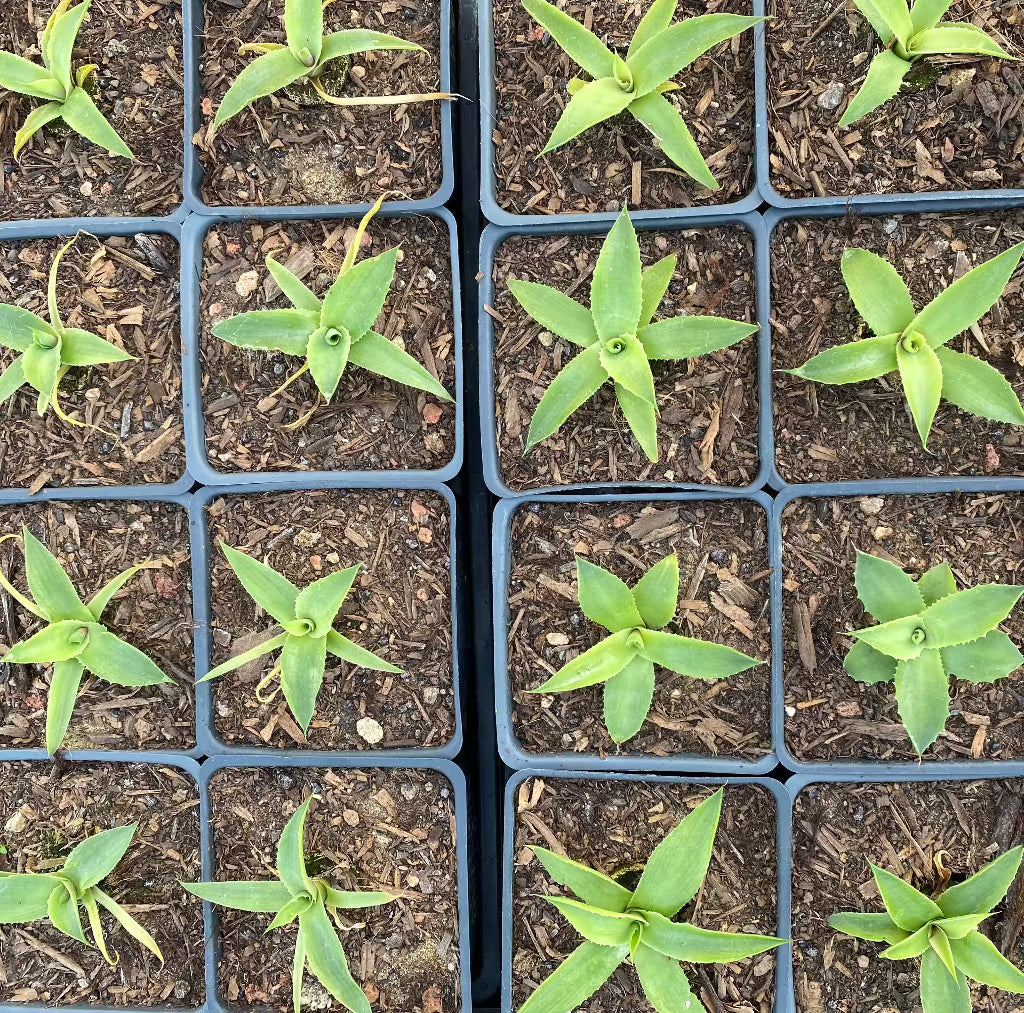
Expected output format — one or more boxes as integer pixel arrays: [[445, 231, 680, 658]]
[[0, 218, 194, 497], [492, 489, 780, 774], [478, 211, 772, 498], [772, 477, 1024, 778], [501, 768, 793, 1013], [181, 207, 463, 488], [478, 3, 766, 227], [0, 486, 204, 759], [0, 749, 210, 1013], [190, 479, 464, 760], [197, 754, 472, 1013], [182, 0, 455, 219]]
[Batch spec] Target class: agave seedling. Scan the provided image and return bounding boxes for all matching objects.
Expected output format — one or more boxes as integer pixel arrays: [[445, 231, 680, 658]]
[[840, 0, 1016, 127], [0, 823, 162, 964], [789, 243, 1024, 448], [830, 847, 1024, 1013], [0, 0, 132, 159], [0, 526, 170, 754], [183, 796, 394, 1013], [213, 197, 452, 423], [844, 550, 1024, 755], [520, 788, 784, 1013], [523, 0, 761, 188], [212, 0, 453, 133], [202, 543, 401, 733], [509, 206, 758, 461], [531, 553, 761, 743], [0, 236, 133, 427]]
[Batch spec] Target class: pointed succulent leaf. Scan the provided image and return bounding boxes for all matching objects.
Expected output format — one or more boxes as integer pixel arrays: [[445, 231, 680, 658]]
[[849, 614, 926, 661], [941, 631, 1024, 684], [347, 329, 452, 401], [321, 249, 399, 340], [639, 629, 760, 679], [508, 280, 598, 348], [22, 527, 91, 622], [0, 52, 66, 100], [854, 550, 924, 623], [0, 305, 53, 352], [640, 316, 757, 362], [632, 554, 679, 630], [546, 896, 645, 947], [201, 632, 289, 683], [294, 565, 360, 637], [932, 913, 991, 939], [632, 943, 708, 1013], [630, 789, 721, 917], [48, 882, 87, 944], [0, 357, 26, 404], [920, 946, 971, 1013], [46, 659, 85, 755], [591, 209, 643, 344], [934, 345, 1024, 426], [790, 334, 900, 384], [576, 557, 644, 632], [533, 629, 636, 694], [91, 886, 163, 961], [277, 798, 314, 896], [279, 633, 328, 733], [222, 543, 300, 627], [628, 0, 679, 59], [604, 655, 656, 743], [62, 824, 136, 891], [530, 847, 631, 913], [616, 383, 659, 462], [21, 340, 61, 405], [518, 941, 629, 1013], [897, 334, 943, 447], [828, 911, 909, 943], [839, 50, 912, 127], [78, 626, 170, 686], [181, 880, 293, 912], [284, 0, 322, 66], [542, 77, 635, 154], [525, 343, 607, 451], [844, 640, 898, 685], [59, 327, 133, 366], [858, 0, 913, 45], [841, 249, 917, 337], [949, 931, 1024, 992], [265, 255, 320, 312], [299, 901, 371, 1013], [522, 0, 615, 78], [61, 88, 133, 158], [895, 650, 950, 755], [325, 630, 401, 674], [318, 30, 424, 64], [0, 874, 63, 923], [918, 563, 956, 607], [46, 0, 90, 95], [321, 887, 394, 910], [87, 564, 142, 622], [871, 864, 944, 930], [213, 47, 308, 130], [639, 910, 785, 963], [266, 892, 314, 931], [638, 255, 677, 329], [880, 924, 931, 960], [4, 620, 91, 664], [628, 90, 718, 189], [306, 326, 351, 400], [13, 102, 64, 158], [214, 308, 319, 356], [909, 0, 954, 32], [919, 584, 1024, 649], [938, 846, 1024, 917], [907, 25, 1013, 57], [930, 926, 957, 980]]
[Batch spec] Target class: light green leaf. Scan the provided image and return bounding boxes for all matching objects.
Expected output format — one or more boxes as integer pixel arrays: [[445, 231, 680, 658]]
[[318, 30, 423, 65], [4, 620, 91, 665], [639, 629, 760, 679], [522, 0, 615, 78], [322, 887, 394, 910], [87, 564, 142, 622], [839, 50, 913, 127], [284, 0, 322, 66], [872, 863, 944, 930], [639, 255, 677, 329], [222, 543, 300, 627], [200, 632, 288, 684], [91, 886, 162, 961], [640, 316, 757, 362], [526, 343, 608, 451], [322, 248, 399, 340], [628, 0, 679, 60], [615, 383, 659, 462], [932, 913, 991, 939], [542, 76, 635, 154], [46, 0, 90, 95], [941, 631, 1024, 684], [931, 925, 957, 979], [47, 882, 87, 944], [934, 345, 1024, 426], [546, 896, 645, 946], [22, 340, 61, 405], [518, 941, 629, 1013], [277, 798, 314, 896], [60, 327, 133, 366], [880, 923, 931, 959], [895, 650, 950, 755], [918, 563, 956, 607], [790, 334, 899, 384], [0, 52, 65, 100], [61, 87, 132, 158], [292, 926, 306, 1013], [295, 565, 360, 638], [306, 325, 351, 401], [507, 280, 598, 348], [841, 249, 917, 338], [62, 824, 135, 891], [180, 880, 292, 913], [630, 789, 721, 917], [0, 305, 53, 352], [214, 47, 308, 130], [266, 256, 320, 313], [938, 846, 1024, 917], [13, 102, 64, 158], [0, 356, 26, 404], [828, 911, 910, 944], [325, 630, 401, 674], [850, 614, 926, 661], [907, 24, 1013, 58], [604, 655, 656, 743], [279, 633, 328, 733], [46, 659, 84, 755], [591, 208, 643, 344], [533, 629, 636, 693], [266, 892, 314, 931], [632, 943, 708, 1013], [213, 308, 319, 356], [632, 555, 679, 631], [844, 640, 898, 684], [530, 847, 632, 913], [897, 335, 943, 447], [628, 91, 717, 189], [920, 946, 971, 1013], [299, 901, 371, 1013], [853, 0, 897, 43], [22, 528, 91, 622], [871, 0, 915, 43], [909, 0, 954, 33], [78, 626, 170, 687], [348, 329, 452, 401], [854, 550, 924, 623], [949, 931, 1024, 993], [0, 874, 62, 923], [919, 584, 1024, 649], [576, 557, 644, 632], [640, 910, 784, 963], [913, 243, 1024, 350]]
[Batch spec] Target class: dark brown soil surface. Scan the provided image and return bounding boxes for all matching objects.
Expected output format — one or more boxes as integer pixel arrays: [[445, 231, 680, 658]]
[[0, 499, 196, 751], [772, 211, 1024, 484], [512, 776, 779, 1013], [0, 0, 184, 219], [507, 499, 772, 761], [781, 492, 1024, 763], [206, 489, 455, 751], [793, 779, 1024, 1013], [490, 0, 757, 216], [0, 233, 184, 491], [0, 760, 204, 1007], [197, 0, 445, 208], [208, 765, 461, 1013], [767, 0, 1024, 199], [200, 215, 455, 475], [491, 226, 759, 491]]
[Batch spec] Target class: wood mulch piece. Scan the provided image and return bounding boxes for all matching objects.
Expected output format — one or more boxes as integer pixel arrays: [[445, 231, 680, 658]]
[[199, 216, 455, 476], [491, 226, 759, 491], [772, 210, 1024, 484], [507, 499, 772, 761], [208, 765, 461, 1013], [0, 233, 184, 491], [0, 499, 195, 751], [782, 493, 1024, 763], [0, 0, 184, 219], [512, 776, 778, 1013], [206, 489, 455, 751], [0, 760, 204, 1007], [793, 779, 1024, 1012], [489, 0, 756, 216], [197, 0, 445, 208], [767, 0, 1024, 199]]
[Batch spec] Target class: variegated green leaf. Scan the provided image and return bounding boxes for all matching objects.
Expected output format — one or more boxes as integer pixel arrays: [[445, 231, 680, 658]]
[[279, 633, 328, 732], [639, 910, 784, 963], [934, 345, 1024, 426], [518, 941, 628, 1013], [533, 629, 636, 693], [938, 846, 1024, 917], [628, 90, 717, 189], [639, 315, 757, 361], [591, 208, 643, 344], [841, 249, 916, 337], [829, 911, 909, 944], [603, 654, 656, 743], [871, 863, 943, 930], [839, 50, 912, 127], [576, 557, 644, 632], [214, 308, 318, 356], [789, 334, 899, 384], [508, 280, 598, 348], [631, 554, 679, 630], [894, 649, 949, 754], [530, 847, 632, 913], [854, 550, 924, 623], [522, 0, 616, 78], [526, 343, 608, 451], [639, 629, 760, 678], [546, 896, 645, 946]]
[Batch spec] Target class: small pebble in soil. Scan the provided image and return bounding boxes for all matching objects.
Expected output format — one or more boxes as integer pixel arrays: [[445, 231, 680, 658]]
[[817, 82, 845, 110], [858, 496, 885, 516], [356, 716, 384, 744], [710, 549, 729, 565]]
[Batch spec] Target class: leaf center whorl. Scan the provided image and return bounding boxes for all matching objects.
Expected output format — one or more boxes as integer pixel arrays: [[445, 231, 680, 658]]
[[901, 331, 927, 354], [911, 627, 927, 645]]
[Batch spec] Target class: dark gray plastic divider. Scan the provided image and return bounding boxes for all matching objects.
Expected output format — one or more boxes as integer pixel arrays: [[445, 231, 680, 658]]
[[0, 217, 193, 497], [478, 211, 772, 497], [181, 207, 464, 488], [0, 749, 210, 1013], [772, 478, 1024, 776], [502, 768, 793, 1013], [198, 754, 472, 1013], [191, 479, 463, 759], [760, 202, 1024, 494], [0, 486, 204, 759], [478, 3, 766, 226], [182, 0, 455, 218], [492, 489, 780, 774]]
